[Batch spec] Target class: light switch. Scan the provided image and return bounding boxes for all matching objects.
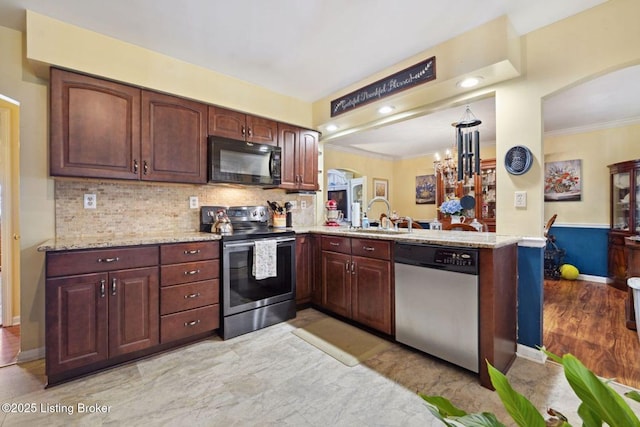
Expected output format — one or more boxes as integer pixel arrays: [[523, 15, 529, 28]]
[[514, 191, 527, 208]]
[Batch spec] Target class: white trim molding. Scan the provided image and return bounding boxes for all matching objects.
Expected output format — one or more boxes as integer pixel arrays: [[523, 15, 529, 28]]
[[516, 344, 547, 364], [577, 274, 611, 284], [17, 347, 45, 363], [517, 236, 546, 248], [551, 222, 609, 229]]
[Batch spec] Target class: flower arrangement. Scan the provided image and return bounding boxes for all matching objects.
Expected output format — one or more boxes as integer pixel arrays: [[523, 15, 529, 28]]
[[544, 164, 580, 194], [439, 198, 463, 216]]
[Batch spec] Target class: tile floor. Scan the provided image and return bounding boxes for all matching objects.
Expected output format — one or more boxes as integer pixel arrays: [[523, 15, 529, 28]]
[[0, 308, 638, 426]]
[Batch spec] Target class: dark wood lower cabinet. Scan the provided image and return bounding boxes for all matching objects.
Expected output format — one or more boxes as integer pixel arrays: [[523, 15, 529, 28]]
[[319, 236, 393, 335]]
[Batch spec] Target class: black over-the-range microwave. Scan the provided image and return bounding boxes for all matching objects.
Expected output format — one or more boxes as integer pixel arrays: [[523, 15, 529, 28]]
[[208, 136, 281, 186]]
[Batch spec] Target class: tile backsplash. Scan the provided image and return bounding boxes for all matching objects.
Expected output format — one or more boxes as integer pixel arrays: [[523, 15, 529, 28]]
[[55, 179, 317, 238]]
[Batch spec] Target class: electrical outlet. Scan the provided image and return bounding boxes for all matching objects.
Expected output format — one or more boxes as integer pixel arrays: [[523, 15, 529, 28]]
[[514, 191, 527, 208], [301, 201, 307, 209], [84, 194, 97, 209], [189, 196, 199, 209]]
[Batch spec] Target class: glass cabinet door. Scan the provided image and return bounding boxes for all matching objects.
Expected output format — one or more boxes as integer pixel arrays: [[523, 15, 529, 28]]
[[461, 180, 475, 219], [480, 167, 497, 222], [612, 171, 631, 231]]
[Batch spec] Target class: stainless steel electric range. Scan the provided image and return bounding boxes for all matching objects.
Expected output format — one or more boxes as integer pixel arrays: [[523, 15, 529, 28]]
[[201, 206, 296, 339]]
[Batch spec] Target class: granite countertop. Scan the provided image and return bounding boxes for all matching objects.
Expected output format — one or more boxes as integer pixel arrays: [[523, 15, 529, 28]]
[[297, 225, 521, 249], [37, 231, 222, 252], [37, 225, 521, 252]]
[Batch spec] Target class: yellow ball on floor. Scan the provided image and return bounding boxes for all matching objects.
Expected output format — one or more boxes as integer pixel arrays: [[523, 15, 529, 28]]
[[560, 264, 579, 280]]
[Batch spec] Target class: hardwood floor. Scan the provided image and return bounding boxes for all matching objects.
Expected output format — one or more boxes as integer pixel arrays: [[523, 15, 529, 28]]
[[0, 325, 19, 367], [544, 279, 640, 389]]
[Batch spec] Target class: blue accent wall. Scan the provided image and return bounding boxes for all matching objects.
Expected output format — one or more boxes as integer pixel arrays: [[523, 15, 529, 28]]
[[548, 226, 608, 277], [518, 245, 544, 348]]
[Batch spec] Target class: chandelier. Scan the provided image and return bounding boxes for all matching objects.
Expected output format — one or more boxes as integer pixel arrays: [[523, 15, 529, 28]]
[[433, 105, 482, 185]]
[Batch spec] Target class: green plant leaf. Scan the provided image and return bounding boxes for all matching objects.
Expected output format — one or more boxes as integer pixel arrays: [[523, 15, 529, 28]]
[[422, 402, 460, 427], [487, 363, 546, 427], [541, 348, 563, 364], [562, 354, 640, 427], [626, 390, 640, 403], [456, 412, 507, 426], [421, 395, 468, 417], [577, 401, 602, 427]]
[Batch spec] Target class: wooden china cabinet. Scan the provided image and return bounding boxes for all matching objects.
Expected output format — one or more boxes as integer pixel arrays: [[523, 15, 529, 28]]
[[608, 159, 640, 291], [436, 159, 497, 232]]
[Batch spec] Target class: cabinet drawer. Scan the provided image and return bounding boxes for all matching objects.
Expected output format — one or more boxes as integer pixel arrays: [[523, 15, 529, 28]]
[[161, 304, 219, 343], [351, 238, 391, 260], [160, 279, 219, 315], [160, 241, 219, 264], [47, 246, 159, 277], [321, 236, 351, 254], [161, 260, 219, 286]]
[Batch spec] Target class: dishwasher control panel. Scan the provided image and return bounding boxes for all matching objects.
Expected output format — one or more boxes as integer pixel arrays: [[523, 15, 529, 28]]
[[395, 243, 478, 275]]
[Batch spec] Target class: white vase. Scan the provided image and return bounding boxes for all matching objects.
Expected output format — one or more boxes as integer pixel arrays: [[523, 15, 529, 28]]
[[451, 215, 465, 224]]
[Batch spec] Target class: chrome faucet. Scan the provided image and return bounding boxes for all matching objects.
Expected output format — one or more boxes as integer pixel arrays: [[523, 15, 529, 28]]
[[367, 196, 391, 229], [398, 216, 413, 233]]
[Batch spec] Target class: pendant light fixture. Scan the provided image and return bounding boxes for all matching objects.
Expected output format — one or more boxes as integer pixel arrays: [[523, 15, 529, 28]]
[[452, 105, 481, 182]]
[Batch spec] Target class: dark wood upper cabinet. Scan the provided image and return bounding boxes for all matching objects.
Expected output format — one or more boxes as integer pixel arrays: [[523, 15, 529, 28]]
[[141, 91, 207, 183], [208, 106, 278, 145], [50, 68, 141, 180], [278, 124, 319, 191]]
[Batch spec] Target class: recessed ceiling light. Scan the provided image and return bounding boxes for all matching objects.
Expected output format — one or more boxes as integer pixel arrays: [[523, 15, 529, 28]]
[[378, 105, 395, 114], [458, 77, 483, 88], [326, 124, 338, 132]]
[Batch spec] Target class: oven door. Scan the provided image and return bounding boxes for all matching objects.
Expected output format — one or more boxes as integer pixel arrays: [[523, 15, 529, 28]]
[[222, 236, 296, 316]]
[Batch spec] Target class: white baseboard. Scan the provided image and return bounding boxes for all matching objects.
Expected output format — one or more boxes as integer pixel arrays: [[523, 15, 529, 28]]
[[17, 347, 45, 363], [577, 274, 611, 284], [516, 344, 547, 364], [12, 316, 20, 325]]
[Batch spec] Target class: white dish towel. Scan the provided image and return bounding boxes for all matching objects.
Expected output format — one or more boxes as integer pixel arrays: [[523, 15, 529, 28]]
[[253, 239, 278, 280]]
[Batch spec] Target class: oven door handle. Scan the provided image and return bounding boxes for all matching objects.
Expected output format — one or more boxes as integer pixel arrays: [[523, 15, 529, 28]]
[[223, 237, 296, 248]]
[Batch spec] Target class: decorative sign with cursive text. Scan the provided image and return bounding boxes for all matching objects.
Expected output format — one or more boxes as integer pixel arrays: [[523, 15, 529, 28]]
[[330, 56, 436, 117]]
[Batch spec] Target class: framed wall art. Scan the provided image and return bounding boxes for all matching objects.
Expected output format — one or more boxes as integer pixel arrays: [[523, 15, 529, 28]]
[[373, 178, 388, 199], [415, 174, 436, 204], [544, 159, 582, 201]]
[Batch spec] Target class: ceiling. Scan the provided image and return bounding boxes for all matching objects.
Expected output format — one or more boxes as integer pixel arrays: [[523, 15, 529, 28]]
[[2, 0, 635, 159]]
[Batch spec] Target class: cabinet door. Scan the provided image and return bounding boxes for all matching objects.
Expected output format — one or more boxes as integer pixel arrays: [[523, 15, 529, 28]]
[[278, 123, 299, 189], [50, 68, 141, 180], [208, 107, 247, 140], [108, 267, 159, 357], [477, 159, 497, 232], [608, 232, 628, 288], [298, 129, 319, 191], [321, 251, 352, 317], [351, 256, 392, 334], [246, 116, 278, 145], [141, 91, 207, 183], [296, 235, 313, 304], [46, 273, 109, 375]]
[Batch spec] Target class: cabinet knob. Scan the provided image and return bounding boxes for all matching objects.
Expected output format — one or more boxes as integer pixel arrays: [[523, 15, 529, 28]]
[[241, 126, 246, 136], [143, 161, 149, 175], [133, 159, 139, 173], [248, 127, 253, 137]]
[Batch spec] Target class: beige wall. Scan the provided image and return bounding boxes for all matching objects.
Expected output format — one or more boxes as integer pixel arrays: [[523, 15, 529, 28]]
[[316, 0, 640, 236], [0, 25, 51, 352], [544, 123, 640, 226]]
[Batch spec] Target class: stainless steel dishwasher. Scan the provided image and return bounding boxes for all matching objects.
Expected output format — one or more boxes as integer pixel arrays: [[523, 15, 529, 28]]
[[394, 242, 479, 372]]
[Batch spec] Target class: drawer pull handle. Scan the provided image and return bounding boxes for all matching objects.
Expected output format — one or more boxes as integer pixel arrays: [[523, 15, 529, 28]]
[[329, 242, 340, 246], [184, 269, 201, 275], [363, 246, 375, 251], [99, 279, 106, 298], [184, 292, 201, 299], [98, 257, 120, 263], [111, 277, 117, 296], [184, 320, 201, 327], [184, 249, 201, 255]]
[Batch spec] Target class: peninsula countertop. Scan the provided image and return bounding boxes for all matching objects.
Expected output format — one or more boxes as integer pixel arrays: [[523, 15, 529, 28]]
[[37, 226, 521, 252]]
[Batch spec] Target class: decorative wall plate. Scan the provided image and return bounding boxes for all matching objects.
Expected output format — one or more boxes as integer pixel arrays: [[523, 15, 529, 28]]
[[504, 145, 533, 175]]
